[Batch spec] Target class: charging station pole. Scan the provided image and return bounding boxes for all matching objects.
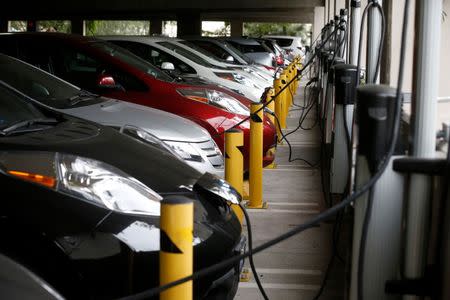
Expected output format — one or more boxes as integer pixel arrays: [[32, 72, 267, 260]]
[[350, 85, 406, 300], [366, 0, 382, 84], [330, 64, 357, 194], [338, 9, 348, 59], [404, 1, 441, 299], [349, 0, 361, 65]]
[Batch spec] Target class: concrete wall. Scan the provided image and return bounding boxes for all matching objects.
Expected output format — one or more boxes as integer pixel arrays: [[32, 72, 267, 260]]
[[313, 6, 325, 42]]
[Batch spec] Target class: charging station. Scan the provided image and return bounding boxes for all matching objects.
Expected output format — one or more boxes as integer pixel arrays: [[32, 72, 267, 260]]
[[330, 64, 357, 194], [350, 85, 406, 300]]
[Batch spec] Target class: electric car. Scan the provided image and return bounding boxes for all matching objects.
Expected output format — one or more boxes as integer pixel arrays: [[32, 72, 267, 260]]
[[172, 39, 274, 86], [183, 37, 276, 78], [101, 35, 266, 102], [262, 35, 305, 60], [0, 81, 244, 299], [0, 33, 277, 170], [220, 37, 276, 68], [0, 53, 224, 176], [0, 253, 63, 300]]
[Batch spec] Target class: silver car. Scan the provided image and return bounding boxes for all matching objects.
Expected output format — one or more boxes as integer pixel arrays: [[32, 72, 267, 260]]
[[221, 37, 275, 68], [0, 53, 224, 176]]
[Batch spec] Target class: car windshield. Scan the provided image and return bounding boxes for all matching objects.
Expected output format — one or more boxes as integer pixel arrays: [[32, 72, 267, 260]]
[[227, 41, 267, 54], [272, 38, 293, 47], [157, 41, 217, 68], [90, 41, 173, 81], [223, 41, 253, 64], [178, 40, 231, 67], [0, 55, 105, 109], [0, 82, 46, 131]]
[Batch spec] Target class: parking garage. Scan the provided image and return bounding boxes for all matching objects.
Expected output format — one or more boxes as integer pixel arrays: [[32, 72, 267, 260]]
[[0, 1, 449, 300]]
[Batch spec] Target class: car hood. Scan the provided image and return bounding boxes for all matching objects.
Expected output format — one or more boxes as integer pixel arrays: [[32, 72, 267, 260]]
[[64, 99, 211, 143], [0, 117, 204, 194]]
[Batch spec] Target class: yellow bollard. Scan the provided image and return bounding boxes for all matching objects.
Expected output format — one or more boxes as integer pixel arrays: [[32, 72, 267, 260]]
[[280, 73, 288, 128], [160, 196, 193, 300], [273, 77, 284, 142], [225, 129, 244, 224], [266, 88, 275, 126], [247, 103, 267, 209]]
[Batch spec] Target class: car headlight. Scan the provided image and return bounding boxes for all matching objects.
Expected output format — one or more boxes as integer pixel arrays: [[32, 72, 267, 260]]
[[164, 141, 203, 162], [177, 88, 249, 116], [0, 151, 162, 216], [119, 126, 184, 161]]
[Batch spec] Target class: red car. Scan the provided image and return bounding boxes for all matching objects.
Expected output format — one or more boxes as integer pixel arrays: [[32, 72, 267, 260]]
[[0, 33, 276, 170]]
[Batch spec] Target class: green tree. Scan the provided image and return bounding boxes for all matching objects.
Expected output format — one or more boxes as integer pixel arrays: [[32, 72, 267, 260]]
[[243, 22, 312, 45], [85, 20, 150, 36], [37, 20, 71, 33]]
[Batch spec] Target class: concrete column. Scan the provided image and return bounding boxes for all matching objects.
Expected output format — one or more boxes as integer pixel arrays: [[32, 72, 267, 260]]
[[150, 18, 163, 35], [230, 19, 243, 37], [26, 20, 37, 32], [177, 12, 201, 37], [0, 20, 8, 33], [313, 7, 325, 42], [71, 19, 84, 35]]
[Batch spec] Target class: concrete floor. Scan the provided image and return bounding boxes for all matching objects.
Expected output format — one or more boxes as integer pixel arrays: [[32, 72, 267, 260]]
[[235, 79, 349, 300]]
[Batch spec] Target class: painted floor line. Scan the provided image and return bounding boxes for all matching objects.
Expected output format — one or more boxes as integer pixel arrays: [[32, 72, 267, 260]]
[[238, 282, 320, 291], [267, 202, 319, 206], [247, 209, 319, 214], [255, 268, 322, 275]]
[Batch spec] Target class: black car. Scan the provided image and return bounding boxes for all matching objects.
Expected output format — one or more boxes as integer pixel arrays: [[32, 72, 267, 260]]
[[0, 81, 244, 299]]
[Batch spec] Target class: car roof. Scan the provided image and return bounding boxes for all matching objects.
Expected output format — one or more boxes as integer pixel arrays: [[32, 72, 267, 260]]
[[98, 35, 183, 43], [221, 37, 261, 45], [0, 32, 97, 44], [262, 35, 300, 39]]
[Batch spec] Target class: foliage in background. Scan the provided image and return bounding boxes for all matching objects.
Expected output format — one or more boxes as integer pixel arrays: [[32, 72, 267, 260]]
[[8, 21, 27, 32], [85, 20, 150, 36], [202, 21, 231, 37], [243, 22, 312, 45], [162, 21, 177, 37], [37, 20, 71, 32]]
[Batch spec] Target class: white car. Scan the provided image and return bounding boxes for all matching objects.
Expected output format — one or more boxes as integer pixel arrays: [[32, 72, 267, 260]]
[[102, 36, 266, 102], [0, 53, 224, 176], [175, 39, 274, 86], [262, 35, 305, 60]]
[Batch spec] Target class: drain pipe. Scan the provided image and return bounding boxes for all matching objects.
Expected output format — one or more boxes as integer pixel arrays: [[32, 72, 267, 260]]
[[366, 0, 382, 84], [349, 0, 361, 65], [404, 1, 441, 300]]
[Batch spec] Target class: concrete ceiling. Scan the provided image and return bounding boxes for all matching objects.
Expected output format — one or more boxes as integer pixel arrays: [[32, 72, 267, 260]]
[[1, 0, 323, 23]]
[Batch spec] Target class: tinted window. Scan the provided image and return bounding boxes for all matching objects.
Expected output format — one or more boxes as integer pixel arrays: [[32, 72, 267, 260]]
[[90, 41, 172, 81], [226, 41, 267, 54], [182, 40, 237, 64], [111, 41, 196, 74], [52, 45, 148, 93], [157, 42, 215, 68], [0, 54, 104, 109], [272, 38, 293, 47]]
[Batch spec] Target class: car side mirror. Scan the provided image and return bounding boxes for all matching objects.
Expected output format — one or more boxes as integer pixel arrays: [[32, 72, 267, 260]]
[[225, 55, 234, 62], [161, 62, 175, 71], [97, 74, 124, 91]]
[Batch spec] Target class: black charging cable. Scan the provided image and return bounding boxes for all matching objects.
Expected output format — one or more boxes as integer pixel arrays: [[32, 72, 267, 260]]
[[117, 6, 408, 296], [238, 203, 269, 300]]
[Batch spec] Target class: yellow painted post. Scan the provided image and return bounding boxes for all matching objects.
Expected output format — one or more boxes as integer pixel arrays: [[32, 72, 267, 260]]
[[287, 67, 294, 106], [225, 129, 244, 224], [247, 103, 267, 209], [273, 77, 284, 142], [266, 88, 275, 125], [160, 196, 193, 300], [280, 73, 288, 128]]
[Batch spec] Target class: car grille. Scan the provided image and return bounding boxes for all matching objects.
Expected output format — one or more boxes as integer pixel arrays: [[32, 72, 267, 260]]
[[197, 140, 224, 168]]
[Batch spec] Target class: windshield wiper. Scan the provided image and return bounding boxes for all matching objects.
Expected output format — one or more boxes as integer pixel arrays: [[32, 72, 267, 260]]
[[0, 118, 59, 136], [68, 90, 100, 106]]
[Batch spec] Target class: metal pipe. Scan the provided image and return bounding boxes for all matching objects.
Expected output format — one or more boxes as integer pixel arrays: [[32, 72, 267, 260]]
[[404, 1, 441, 299], [366, 0, 382, 83]]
